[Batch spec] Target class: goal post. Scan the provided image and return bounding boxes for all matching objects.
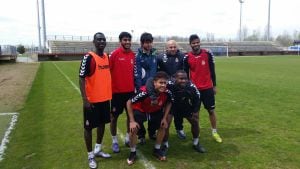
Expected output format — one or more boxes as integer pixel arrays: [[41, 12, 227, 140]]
[[201, 45, 229, 57]]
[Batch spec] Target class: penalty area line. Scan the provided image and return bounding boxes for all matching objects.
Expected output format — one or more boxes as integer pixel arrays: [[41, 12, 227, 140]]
[[0, 112, 19, 161], [53, 62, 156, 169]]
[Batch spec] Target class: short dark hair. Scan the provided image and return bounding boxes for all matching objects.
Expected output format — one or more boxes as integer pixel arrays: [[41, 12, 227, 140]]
[[140, 32, 153, 44], [153, 71, 169, 81], [119, 32, 132, 41], [93, 32, 105, 40], [175, 70, 187, 77], [189, 34, 200, 44]]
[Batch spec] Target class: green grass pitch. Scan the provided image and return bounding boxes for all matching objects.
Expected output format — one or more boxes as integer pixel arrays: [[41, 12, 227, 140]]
[[0, 55, 299, 169]]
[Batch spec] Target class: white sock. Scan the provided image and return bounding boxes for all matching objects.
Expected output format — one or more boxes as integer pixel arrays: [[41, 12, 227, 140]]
[[193, 138, 199, 145], [163, 141, 169, 148], [125, 133, 129, 142], [112, 136, 118, 144], [130, 147, 136, 152], [154, 144, 161, 149], [88, 151, 94, 159], [94, 143, 101, 153], [212, 128, 217, 134]]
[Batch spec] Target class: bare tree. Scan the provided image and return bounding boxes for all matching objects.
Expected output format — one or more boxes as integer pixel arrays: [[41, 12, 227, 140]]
[[275, 31, 293, 47], [244, 29, 261, 41], [205, 32, 215, 42]]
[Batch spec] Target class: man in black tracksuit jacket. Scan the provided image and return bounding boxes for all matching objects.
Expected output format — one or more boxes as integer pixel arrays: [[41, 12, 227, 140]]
[[155, 40, 187, 139], [163, 70, 206, 153]]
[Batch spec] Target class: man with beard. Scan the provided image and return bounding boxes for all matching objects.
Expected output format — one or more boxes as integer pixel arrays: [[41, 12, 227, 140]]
[[184, 34, 222, 143], [109, 32, 135, 153], [156, 40, 186, 140]]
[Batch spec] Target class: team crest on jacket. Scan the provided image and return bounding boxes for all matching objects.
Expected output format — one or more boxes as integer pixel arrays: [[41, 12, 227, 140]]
[[202, 60, 206, 65], [163, 54, 168, 62], [175, 58, 179, 62]]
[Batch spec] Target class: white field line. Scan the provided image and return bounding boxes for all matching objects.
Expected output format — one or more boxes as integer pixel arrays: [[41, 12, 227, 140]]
[[0, 112, 19, 161], [53, 62, 156, 169], [117, 129, 156, 169], [0, 113, 19, 116], [52, 62, 81, 94]]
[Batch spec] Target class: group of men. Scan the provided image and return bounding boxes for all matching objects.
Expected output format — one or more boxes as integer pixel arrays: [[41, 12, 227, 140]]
[[79, 32, 222, 168]]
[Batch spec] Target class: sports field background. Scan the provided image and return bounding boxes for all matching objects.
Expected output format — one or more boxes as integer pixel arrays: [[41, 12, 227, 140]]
[[0, 55, 299, 168]]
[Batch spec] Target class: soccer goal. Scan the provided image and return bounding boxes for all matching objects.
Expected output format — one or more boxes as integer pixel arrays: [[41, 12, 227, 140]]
[[201, 45, 229, 57]]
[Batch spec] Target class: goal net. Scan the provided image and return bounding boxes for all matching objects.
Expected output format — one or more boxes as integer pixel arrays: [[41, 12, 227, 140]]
[[201, 45, 229, 57]]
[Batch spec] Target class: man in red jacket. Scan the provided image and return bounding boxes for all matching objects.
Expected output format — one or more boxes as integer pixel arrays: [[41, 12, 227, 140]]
[[184, 34, 222, 143], [109, 32, 135, 153]]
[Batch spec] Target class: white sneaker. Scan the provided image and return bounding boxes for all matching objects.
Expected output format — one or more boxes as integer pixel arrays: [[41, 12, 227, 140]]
[[88, 157, 97, 169], [94, 151, 111, 158]]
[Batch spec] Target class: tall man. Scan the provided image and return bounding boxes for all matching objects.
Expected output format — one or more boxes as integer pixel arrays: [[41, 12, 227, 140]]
[[184, 34, 222, 143], [109, 32, 135, 153], [134, 32, 158, 143], [79, 32, 112, 169]]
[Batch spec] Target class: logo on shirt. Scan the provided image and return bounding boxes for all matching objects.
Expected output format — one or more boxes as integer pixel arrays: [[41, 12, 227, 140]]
[[79, 55, 88, 76], [98, 64, 110, 69], [201, 60, 206, 65], [163, 55, 168, 62]]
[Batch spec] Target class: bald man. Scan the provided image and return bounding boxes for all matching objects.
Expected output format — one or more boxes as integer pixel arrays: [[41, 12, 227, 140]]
[[157, 40, 185, 76], [155, 40, 187, 142]]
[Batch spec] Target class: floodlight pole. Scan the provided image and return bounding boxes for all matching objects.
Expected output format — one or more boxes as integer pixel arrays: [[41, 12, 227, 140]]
[[37, 0, 42, 52], [41, 0, 47, 53], [239, 0, 244, 41], [267, 0, 271, 41]]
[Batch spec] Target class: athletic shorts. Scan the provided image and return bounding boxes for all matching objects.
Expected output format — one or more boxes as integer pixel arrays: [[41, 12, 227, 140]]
[[133, 110, 163, 131], [199, 88, 216, 111], [173, 109, 193, 119], [83, 101, 110, 130], [111, 92, 134, 117]]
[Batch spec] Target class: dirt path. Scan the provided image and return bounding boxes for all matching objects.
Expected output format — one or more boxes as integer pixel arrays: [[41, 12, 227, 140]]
[[0, 62, 40, 112]]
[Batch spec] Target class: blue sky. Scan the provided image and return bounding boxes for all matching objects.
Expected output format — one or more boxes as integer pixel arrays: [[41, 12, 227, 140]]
[[0, 0, 299, 45]]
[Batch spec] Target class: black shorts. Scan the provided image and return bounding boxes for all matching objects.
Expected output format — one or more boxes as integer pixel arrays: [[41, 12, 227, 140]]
[[173, 109, 192, 119], [111, 92, 134, 117], [133, 110, 163, 131], [199, 88, 215, 111], [83, 101, 110, 130]]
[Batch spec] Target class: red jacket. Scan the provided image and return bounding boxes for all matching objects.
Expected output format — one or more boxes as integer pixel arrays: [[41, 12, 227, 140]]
[[109, 47, 135, 93], [131, 86, 172, 113]]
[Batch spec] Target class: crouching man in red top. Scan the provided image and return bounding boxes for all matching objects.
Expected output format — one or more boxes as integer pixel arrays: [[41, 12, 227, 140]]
[[126, 71, 173, 165]]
